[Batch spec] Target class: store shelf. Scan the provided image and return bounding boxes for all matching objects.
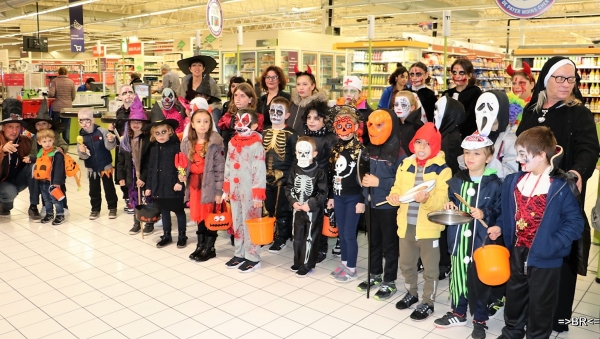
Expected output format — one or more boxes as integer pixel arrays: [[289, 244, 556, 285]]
[[351, 71, 390, 75]]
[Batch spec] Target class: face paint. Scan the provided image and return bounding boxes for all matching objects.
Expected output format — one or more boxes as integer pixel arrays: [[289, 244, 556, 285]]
[[334, 115, 356, 138], [452, 66, 468, 86], [342, 87, 360, 102], [393, 96, 412, 119], [269, 103, 286, 126], [515, 145, 545, 173], [409, 67, 425, 87], [120, 86, 134, 105], [475, 92, 500, 137], [295, 140, 314, 168], [161, 88, 176, 110], [434, 96, 447, 130], [234, 113, 253, 137]]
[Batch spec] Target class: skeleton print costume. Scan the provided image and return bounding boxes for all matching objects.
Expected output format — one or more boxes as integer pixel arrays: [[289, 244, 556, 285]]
[[285, 141, 328, 272]]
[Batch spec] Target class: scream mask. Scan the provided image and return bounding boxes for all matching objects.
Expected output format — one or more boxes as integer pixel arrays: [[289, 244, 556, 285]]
[[161, 88, 176, 110], [296, 140, 315, 168], [434, 96, 448, 130], [234, 112, 253, 137], [394, 96, 412, 119], [269, 103, 286, 126], [367, 109, 393, 145], [334, 115, 357, 139], [475, 92, 500, 137]]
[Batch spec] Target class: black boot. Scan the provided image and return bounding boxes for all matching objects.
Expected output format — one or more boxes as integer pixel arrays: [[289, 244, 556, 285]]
[[197, 236, 217, 262], [156, 233, 172, 248], [190, 234, 206, 261]]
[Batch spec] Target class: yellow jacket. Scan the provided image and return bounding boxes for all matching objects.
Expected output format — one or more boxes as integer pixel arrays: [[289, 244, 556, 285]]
[[390, 151, 451, 239]]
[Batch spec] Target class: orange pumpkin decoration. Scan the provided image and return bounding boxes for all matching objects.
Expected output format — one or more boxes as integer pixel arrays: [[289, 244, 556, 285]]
[[33, 153, 52, 181], [322, 208, 338, 237], [206, 202, 232, 231], [367, 109, 393, 146]]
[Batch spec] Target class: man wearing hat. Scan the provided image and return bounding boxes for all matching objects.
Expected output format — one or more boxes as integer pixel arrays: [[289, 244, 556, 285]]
[[176, 54, 221, 104], [0, 98, 37, 218]]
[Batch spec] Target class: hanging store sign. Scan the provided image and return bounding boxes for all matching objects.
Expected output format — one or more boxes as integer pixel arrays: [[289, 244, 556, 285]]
[[494, 0, 555, 19], [127, 42, 142, 55], [92, 45, 105, 57], [206, 0, 223, 38], [69, 0, 85, 52]]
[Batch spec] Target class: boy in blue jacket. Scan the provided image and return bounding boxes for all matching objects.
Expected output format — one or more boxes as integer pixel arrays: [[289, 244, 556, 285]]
[[488, 126, 583, 339]]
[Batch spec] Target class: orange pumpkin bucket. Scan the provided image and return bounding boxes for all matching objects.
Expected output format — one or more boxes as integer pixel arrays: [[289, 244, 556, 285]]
[[246, 217, 275, 245], [49, 186, 65, 201], [322, 209, 338, 237], [473, 244, 510, 286]]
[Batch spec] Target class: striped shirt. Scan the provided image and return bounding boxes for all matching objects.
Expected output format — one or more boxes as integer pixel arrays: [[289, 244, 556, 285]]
[[407, 166, 424, 225]]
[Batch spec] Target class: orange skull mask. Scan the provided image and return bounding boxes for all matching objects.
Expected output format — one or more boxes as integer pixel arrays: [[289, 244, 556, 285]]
[[367, 110, 393, 145]]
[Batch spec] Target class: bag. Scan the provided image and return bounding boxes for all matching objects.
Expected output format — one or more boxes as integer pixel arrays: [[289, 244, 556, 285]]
[[206, 201, 232, 231], [63, 152, 82, 190]]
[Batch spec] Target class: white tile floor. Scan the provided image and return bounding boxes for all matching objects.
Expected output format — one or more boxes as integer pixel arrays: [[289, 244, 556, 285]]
[[1, 160, 600, 338]]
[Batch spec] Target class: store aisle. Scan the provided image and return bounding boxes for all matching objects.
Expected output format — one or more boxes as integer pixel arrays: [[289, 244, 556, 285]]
[[0, 169, 599, 339]]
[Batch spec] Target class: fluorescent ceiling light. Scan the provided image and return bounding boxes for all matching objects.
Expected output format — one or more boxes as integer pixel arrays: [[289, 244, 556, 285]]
[[0, 0, 97, 24]]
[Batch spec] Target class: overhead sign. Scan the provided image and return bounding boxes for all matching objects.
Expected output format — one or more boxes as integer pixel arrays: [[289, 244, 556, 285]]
[[494, 0, 555, 19], [127, 42, 142, 55], [256, 39, 278, 47], [206, 0, 223, 38], [69, 0, 85, 52], [92, 45, 105, 57]]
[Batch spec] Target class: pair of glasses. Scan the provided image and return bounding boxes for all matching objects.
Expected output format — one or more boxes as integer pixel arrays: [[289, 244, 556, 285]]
[[265, 76, 279, 81], [78, 119, 92, 124], [409, 72, 423, 77], [551, 75, 576, 84], [452, 71, 466, 76], [120, 90, 134, 95], [154, 130, 169, 136]]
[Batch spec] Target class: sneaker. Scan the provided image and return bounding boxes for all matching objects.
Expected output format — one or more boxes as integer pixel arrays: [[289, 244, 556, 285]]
[[471, 321, 488, 339], [332, 239, 341, 257], [335, 268, 358, 283], [89, 211, 100, 220], [296, 266, 312, 277], [52, 215, 66, 226], [225, 256, 246, 269], [129, 222, 141, 235], [268, 238, 286, 253], [357, 274, 382, 292], [330, 264, 345, 279], [396, 292, 419, 310], [290, 265, 299, 272], [239, 260, 260, 273], [125, 207, 135, 214], [28, 205, 42, 221], [373, 282, 397, 301], [410, 303, 435, 321], [156, 235, 172, 248], [434, 312, 467, 328], [41, 214, 54, 224], [108, 209, 117, 219], [316, 252, 326, 263], [487, 297, 505, 316], [177, 237, 187, 248], [143, 224, 154, 235], [439, 265, 451, 280]]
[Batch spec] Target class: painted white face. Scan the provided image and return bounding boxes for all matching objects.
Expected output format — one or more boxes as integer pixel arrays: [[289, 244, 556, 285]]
[[234, 112, 253, 137], [393, 96, 412, 119], [475, 92, 500, 137], [161, 88, 176, 110], [296, 140, 314, 168], [342, 86, 360, 102], [434, 96, 447, 130], [119, 86, 134, 105], [515, 145, 545, 173], [269, 103, 286, 126]]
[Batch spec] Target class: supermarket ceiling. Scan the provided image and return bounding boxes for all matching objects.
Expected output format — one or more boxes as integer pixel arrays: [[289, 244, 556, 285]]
[[2, 0, 600, 51]]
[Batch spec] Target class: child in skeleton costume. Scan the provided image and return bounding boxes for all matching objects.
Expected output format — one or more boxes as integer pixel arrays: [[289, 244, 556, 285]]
[[263, 97, 298, 253], [150, 88, 187, 136], [327, 106, 365, 283], [116, 96, 155, 236], [335, 76, 373, 144], [223, 110, 267, 273], [77, 108, 118, 220], [395, 91, 424, 156], [433, 133, 502, 339], [387, 123, 451, 321], [285, 136, 328, 277]]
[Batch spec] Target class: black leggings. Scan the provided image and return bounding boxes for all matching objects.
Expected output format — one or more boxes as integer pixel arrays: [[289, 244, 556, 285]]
[[161, 208, 187, 239]]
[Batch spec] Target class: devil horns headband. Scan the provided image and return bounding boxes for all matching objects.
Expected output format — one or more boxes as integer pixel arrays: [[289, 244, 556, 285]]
[[506, 61, 535, 83], [294, 64, 313, 76]]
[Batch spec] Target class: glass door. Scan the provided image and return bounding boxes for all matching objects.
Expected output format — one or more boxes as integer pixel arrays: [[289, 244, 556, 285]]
[[335, 54, 346, 78], [302, 52, 318, 84], [281, 50, 299, 92], [319, 53, 333, 93], [257, 51, 275, 76], [221, 51, 256, 83]]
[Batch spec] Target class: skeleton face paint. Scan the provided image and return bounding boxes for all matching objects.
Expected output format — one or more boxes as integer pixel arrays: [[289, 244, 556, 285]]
[[342, 87, 360, 102], [296, 140, 314, 168], [394, 96, 412, 119], [434, 96, 447, 130], [269, 103, 286, 126], [475, 92, 500, 137], [161, 88, 176, 110], [234, 113, 253, 137], [334, 115, 356, 138]]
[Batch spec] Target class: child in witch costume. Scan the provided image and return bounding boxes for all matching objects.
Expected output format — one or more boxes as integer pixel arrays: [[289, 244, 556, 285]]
[[356, 109, 405, 299], [327, 106, 365, 282], [223, 110, 266, 272], [181, 109, 225, 262], [387, 123, 451, 320], [336, 76, 372, 144], [433, 132, 502, 339], [144, 118, 187, 248], [77, 107, 118, 220], [285, 136, 328, 277], [112, 84, 136, 211], [116, 96, 155, 236], [488, 127, 583, 339], [264, 97, 298, 253]]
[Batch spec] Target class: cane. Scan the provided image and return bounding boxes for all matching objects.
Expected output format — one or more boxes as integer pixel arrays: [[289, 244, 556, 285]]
[[366, 186, 372, 299], [138, 186, 144, 240]]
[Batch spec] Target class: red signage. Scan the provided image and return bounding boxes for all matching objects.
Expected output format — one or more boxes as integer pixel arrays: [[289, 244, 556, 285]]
[[93, 45, 105, 57], [4, 74, 25, 86], [127, 42, 142, 55]]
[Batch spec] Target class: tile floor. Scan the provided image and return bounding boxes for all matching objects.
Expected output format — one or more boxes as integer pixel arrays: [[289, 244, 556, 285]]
[[1, 159, 600, 338]]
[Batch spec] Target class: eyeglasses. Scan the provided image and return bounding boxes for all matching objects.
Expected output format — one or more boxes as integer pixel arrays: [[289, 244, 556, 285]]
[[78, 119, 92, 124], [120, 90, 134, 95], [550, 75, 576, 84], [451, 71, 466, 76], [409, 72, 423, 77], [154, 130, 169, 136], [265, 76, 279, 81]]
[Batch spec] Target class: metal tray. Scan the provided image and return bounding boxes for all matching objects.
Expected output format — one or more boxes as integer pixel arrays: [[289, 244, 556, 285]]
[[427, 210, 473, 226]]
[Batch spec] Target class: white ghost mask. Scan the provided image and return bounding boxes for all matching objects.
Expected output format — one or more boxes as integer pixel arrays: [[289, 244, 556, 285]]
[[296, 140, 314, 168], [161, 88, 176, 110], [269, 103, 286, 126], [475, 92, 500, 137], [434, 96, 448, 130], [393, 96, 412, 119]]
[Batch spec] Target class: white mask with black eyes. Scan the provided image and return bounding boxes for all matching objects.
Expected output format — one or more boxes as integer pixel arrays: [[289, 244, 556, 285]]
[[295, 141, 314, 168], [475, 92, 500, 137], [161, 88, 176, 110]]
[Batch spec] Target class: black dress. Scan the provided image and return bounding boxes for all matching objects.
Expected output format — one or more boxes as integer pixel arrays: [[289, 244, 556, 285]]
[[146, 135, 185, 211], [412, 87, 437, 122]]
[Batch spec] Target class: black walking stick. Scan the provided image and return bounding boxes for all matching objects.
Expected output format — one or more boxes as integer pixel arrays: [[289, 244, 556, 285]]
[[358, 149, 371, 299]]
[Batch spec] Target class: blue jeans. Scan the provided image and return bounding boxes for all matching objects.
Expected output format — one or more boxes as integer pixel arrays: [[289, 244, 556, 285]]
[[453, 295, 489, 323], [39, 182, 64, 216], [334, 195, 362, 268], [0, 163, 36, 210]]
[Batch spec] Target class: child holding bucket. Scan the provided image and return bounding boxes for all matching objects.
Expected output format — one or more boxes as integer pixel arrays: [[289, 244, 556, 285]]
[[487, 126, 583, 339], [30, 129, 66, 225], [285, 136, 328, 277], [433, 132, 502, 339], [223, 109, 266, 273], [181, 108, 225, 262], [116, 96, 155, 236]]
